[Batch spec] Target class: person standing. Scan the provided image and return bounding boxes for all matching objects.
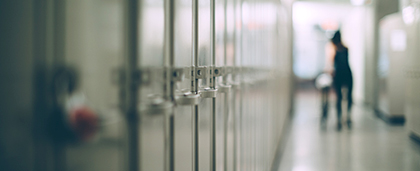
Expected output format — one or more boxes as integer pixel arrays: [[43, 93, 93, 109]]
[[325, 30, 353, 130]]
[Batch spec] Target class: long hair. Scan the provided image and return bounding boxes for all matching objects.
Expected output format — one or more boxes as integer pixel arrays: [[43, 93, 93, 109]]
[[331, 31, 346, 51]]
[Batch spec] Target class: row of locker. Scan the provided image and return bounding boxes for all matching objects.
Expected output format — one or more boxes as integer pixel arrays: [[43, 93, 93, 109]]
[[401, 1, 420, 141], [0, 0, 293, 170], [376, 1, 420, 141]]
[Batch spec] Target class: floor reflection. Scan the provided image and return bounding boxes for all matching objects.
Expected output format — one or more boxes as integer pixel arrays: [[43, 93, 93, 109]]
[[278, 89, 420, 171]]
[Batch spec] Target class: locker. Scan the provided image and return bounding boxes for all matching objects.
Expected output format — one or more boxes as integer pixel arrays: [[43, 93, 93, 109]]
[[404, 1, 420, 140], [0, 0, 293, 170], [376, 13, 407, 124], [53, 1, 127, 170]]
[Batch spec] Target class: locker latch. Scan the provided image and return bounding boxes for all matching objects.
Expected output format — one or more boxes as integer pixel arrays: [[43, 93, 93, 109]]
[[175, 92, 200, 105], [195, 66, 210, 79], [213, 67, 224, 77], [171, 67, 186, 82], [199, 88, 218, 98], [184, 66, 210, 79]]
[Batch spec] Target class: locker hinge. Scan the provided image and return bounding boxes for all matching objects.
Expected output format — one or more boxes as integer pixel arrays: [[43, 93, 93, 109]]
[[184, 66, 211, 79]]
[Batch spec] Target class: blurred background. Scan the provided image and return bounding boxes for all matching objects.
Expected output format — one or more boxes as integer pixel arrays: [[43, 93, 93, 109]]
[[0, 0, 420, 171]]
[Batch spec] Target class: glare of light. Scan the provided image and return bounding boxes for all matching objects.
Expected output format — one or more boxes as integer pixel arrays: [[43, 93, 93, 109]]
[[293, 4, 313, 25], [351, 0, 366, 6], [403, 6, 415, 25]]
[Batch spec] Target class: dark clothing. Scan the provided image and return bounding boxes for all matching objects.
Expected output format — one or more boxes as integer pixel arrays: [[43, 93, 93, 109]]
[[321, 87, 330, 121], [333, 48, 352, 78], [333, 48, 353, 119]]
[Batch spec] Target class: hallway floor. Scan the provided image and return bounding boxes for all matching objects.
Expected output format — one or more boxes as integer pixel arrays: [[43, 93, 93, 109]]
[[277, 89, 420, 171]]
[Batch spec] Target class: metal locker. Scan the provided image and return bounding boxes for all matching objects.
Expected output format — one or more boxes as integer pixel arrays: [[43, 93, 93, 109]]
[[53, 0, 127, 170], [0, 0, 294, 170], [376, 13, 407, 123], [404, 1, 420, 140]]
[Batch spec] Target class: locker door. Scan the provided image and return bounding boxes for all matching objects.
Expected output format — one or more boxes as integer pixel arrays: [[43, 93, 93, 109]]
[[218, 0, 237, 171], [172, 0, 235, 170], [57, 0, 127, 170], [43, 0, 293, 170], [197, 1, 212, 171], [172, 0, 194, 170], [1, 0, 294, 170], [61, 0, 168, 170], [238, 1, 286, 170], [138, 0, 166, 170], [215, 0, 227, 170]]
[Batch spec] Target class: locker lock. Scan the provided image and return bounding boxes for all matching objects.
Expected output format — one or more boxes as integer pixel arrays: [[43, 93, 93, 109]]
[[213, 67, 224, 77], [195, 66, 209, 79], [184, 66, 210, 79], [175, 92, 200, 105], [171, 68, 185, 82], [199, 88, 218, 98]]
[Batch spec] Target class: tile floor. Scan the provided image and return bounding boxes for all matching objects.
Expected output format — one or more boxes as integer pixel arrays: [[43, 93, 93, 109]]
[[277, 89, 420, 171]]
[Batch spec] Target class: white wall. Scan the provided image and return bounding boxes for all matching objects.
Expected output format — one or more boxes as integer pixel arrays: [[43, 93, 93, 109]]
[[342, 6, 368, 103], [293, 2, 355, 79], [293, 1, 367, 102]]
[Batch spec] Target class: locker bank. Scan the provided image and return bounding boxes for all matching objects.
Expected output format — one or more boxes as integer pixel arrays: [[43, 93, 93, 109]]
[[1, 0, 420, 171], [0, 0, 293, 170]]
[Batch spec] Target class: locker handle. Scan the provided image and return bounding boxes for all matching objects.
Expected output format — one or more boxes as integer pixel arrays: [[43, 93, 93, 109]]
[[199, 88, 218, 98], [175, 92, 200, 105]]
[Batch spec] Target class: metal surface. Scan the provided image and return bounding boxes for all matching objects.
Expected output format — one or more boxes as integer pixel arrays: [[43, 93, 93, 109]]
[[125, 1, 141, 171], [199, 88, 218, 98], [232, 0, 239, 170], [176, 93, 201, 105], [210, 0, 217, 170], [192, 1, 199, 170], [164, 0, 176, 170], [223, 1, 230, 170], [0, 0, 294, 170], [405, 1, 420, 140]]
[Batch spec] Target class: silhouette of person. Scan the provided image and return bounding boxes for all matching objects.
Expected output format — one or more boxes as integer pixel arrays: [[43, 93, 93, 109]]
[[326, 30, 353, 130]]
